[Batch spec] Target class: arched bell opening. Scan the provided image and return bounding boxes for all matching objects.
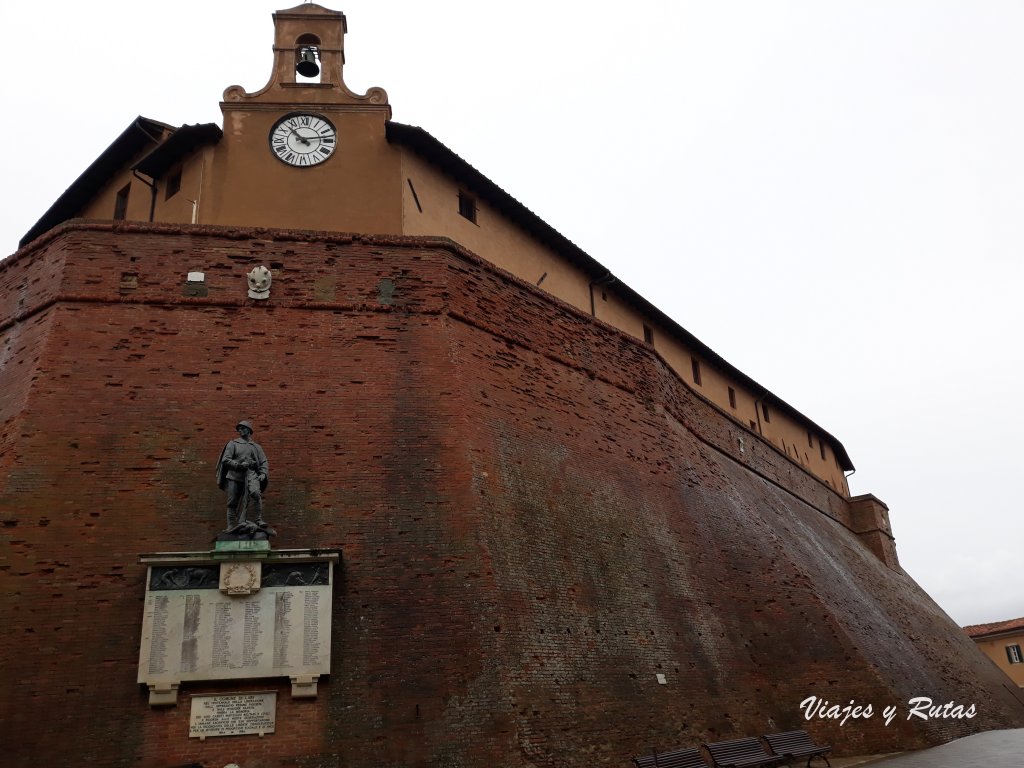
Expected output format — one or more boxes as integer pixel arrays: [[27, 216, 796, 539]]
[[295, 33, 322, 82]]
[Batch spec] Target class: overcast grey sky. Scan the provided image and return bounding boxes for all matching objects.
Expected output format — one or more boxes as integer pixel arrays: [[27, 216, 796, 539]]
[[3, 1, 1022, 627]]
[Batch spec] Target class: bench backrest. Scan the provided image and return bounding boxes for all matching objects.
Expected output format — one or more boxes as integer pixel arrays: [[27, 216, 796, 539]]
[[705, 737, 773, 764], [633, 747, 707, 768], [764, 730, 826, 754]]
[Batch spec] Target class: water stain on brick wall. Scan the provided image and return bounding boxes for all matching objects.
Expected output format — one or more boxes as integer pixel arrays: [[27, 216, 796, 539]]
[[1, 222, 1021, 767]]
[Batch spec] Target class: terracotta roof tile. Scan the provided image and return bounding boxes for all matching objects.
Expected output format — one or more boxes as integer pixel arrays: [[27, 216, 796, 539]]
[[964, 616, 1024, 638]]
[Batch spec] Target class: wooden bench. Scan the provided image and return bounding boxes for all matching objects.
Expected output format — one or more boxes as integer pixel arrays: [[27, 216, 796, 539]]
[[763, 731, 832, 767], [633, 747, 708, 768], [704, 737, 788, 768]]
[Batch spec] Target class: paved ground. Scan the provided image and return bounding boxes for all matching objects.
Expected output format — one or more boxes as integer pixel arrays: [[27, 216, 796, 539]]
[[827, 728, 1024, 768], [830, 753, 900, 767]]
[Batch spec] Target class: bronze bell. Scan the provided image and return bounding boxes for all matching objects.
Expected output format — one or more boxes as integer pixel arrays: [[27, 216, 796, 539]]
[[296, 47, 320, 78]]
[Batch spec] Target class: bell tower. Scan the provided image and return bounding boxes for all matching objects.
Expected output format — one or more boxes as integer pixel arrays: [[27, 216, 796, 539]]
[[207, 3, 399, 235], [222, 2, 389, 110]]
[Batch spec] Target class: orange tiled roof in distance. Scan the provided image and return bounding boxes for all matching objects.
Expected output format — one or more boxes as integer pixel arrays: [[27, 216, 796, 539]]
[[964, 616, 1024, 638]]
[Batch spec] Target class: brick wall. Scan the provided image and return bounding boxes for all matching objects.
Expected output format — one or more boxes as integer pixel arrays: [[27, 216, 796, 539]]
[[0, 221, 1020, 767]]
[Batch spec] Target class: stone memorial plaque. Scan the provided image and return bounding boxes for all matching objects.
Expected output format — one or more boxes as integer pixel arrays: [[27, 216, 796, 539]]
[[189, 692, 276, 740], [137, 551, 338, 704]]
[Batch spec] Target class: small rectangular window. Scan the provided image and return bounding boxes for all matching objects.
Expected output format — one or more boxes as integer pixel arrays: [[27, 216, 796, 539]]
[[819, 441, 827, 461], [165, 167, 182, 200], [728, 387, 736, 409], [458, 191, 477, 223], [807, 431, 814, 448], [761, 402, 771, 423], [114, 183, 131, 220], [749, 420, 757, 430], [690, 357, 702, 386], [643, 325, 654, 345], [1007, 644, 1022, 664]]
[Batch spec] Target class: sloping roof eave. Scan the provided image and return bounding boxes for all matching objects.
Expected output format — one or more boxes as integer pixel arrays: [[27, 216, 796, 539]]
[[386, 120, 855, 472], [133, 123, 222, 179], [19, 116, 173, 248]]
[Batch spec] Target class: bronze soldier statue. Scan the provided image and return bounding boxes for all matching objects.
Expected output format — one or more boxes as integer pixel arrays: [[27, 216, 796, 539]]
[[215, 420, 270, 531]]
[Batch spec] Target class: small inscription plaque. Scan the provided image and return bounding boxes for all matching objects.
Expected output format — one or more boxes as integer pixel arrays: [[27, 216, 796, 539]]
[[189, 692, 276, 739]]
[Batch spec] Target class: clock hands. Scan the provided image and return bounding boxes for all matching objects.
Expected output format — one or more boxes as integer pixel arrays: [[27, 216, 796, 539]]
[[288, 126, 320, 147]]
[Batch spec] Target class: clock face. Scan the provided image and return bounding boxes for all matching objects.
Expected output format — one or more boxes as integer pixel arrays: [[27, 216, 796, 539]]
[[269, 113, 337, 167]]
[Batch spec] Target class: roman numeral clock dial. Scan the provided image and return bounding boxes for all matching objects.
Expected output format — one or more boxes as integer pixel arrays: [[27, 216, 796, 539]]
[[269, 113, 337, 167]]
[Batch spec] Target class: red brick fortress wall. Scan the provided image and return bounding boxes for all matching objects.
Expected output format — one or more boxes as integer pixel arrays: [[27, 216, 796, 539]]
[[1, 222, 1021, 768]]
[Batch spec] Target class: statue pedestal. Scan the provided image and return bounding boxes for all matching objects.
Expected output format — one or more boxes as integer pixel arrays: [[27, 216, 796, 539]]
[[136, 546, 339, 706], [213, 539, 272, 556]]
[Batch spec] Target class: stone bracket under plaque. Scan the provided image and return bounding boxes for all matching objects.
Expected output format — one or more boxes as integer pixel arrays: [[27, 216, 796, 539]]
[[137, 547, 339, 706], [291, 674, 319, 698], [148, 681, 180, 707]]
